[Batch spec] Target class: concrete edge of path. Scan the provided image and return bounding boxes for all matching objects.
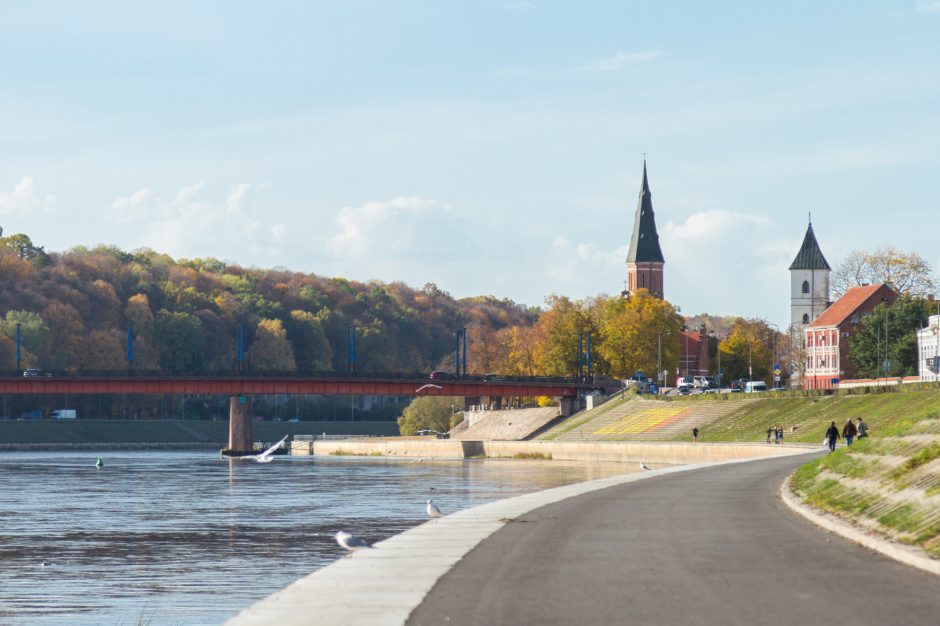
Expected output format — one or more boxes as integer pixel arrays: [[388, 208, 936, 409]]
[[226, 448, 814, 626], [779, 476, 940, 578]]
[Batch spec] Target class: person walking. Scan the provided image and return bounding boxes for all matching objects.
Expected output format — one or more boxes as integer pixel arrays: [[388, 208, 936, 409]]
[[766, 426, 773, 444], [692, 427, 699, 443], [776, 425, 784, 444], [856, 417, 869, 439], [842, 418, 857, 446], [825, 421, 840, 453]]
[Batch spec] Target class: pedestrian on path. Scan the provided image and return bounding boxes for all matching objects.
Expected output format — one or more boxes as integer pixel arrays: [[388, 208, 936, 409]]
[[692, 427, 699, 443], [825, 421, 840, 453], [776, 425, 784, 444], [842, 418, 857, 446], [857, 417, 869, 439], [766, 426, 773, 444]]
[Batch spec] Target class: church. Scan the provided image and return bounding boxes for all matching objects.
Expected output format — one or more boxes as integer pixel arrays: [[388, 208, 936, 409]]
[[623, 162, 709, 383]]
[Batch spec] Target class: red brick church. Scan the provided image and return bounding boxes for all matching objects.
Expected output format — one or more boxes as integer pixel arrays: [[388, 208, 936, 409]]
[[623, 161, 709, 381]]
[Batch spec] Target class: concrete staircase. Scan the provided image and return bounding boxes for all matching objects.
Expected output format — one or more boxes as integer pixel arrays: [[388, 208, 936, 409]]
[[541, 397, 758, 442]]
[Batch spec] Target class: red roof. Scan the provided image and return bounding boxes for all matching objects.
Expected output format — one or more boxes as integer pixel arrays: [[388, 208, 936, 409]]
[[809, 284, 896, 328]]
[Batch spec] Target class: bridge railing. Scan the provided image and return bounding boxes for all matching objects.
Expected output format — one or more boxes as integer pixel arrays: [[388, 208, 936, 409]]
[[0, 369, 608, 387]]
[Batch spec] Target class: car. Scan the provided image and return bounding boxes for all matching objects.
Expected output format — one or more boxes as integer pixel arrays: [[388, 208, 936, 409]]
[[745, 381, 768, 393], [692, 376, 716, 389], [483, 373, 508, 381], [429, 370, 456, 380], [676, 376, 693, 390], [287, 418, 300, 423], [677, 386, 692, 395], [23, 368, 52, 378]]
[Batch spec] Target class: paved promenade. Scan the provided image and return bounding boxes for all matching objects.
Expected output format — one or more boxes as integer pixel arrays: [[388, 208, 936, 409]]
[[407, 455, 940, 626]]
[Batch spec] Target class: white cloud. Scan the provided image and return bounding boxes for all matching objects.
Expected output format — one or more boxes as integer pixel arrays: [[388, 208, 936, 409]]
[[329, 196, 446, 258], [548, 236, 627, 286], [0, 176, 57, 216], [581, 50, 661, 72], [916, 1, 940, 14], [108, 182, 275, 259], [663, 209, 769, 242]]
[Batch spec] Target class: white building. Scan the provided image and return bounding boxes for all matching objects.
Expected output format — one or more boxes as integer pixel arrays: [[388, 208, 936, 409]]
[[917, 313, 940, 382], [789, 219, 831, 333]]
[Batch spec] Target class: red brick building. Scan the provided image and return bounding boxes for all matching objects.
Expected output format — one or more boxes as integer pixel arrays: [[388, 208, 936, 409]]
[[803, 283, 897, 389], [679, 325, 710, 379]]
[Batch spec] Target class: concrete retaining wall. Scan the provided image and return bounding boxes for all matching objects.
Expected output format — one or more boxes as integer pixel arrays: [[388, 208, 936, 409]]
[[298, 438, 815, 464]]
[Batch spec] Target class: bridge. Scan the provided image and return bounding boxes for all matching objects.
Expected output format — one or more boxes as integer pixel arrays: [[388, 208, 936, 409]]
[[0, 370, 613, 455]]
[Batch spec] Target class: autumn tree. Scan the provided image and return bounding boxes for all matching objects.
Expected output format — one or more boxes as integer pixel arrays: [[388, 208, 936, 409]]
[[0, 311, 49, 362], [598, 290, 683, 380], [532, 295, 597, 377], [832, 247, 936, 299], [718, 318, 774, 382], [249, 318, 297, 370]]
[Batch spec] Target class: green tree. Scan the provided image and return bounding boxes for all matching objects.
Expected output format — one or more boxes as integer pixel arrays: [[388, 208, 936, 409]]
[[153, 310, 205, 370], [285, 310, 332, 370], [0, 310, 49, 359], [397, 396, 461, 435], [848, 296, 931, 377], [249, 318, 297, 370], [0, 232, 47, 262]]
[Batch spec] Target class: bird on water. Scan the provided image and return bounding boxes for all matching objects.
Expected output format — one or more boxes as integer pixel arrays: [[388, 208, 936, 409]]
[[639, 462, 652, 471], [427, 499, 443, 518]]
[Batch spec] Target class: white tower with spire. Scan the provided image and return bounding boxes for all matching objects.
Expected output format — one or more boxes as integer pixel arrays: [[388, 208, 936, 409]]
[[789, 216, 831, 334]]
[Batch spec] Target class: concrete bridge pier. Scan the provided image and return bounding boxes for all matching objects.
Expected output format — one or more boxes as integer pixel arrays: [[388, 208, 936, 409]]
[[222, 395, 254, 457], [560, 396, 581, 417]]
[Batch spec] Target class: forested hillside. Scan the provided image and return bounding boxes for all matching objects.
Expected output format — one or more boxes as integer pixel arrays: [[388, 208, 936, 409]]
[[0, 231, 537, 374]]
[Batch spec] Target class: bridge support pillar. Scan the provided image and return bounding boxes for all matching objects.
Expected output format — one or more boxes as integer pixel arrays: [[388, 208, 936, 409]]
[[559, 397, 580, 417], [223, 395, 254, 456]]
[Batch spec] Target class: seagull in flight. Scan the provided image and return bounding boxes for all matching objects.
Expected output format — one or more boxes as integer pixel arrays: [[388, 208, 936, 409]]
[[427, 499, 443, 518], [639, 462, 653, 471], [335, 531, 371, 556], [245, 434, 289, 463], [416, 383, 443, 393]]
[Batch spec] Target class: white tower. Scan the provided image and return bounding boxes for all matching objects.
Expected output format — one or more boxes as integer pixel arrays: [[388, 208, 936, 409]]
[[789, 218, 831, 334]]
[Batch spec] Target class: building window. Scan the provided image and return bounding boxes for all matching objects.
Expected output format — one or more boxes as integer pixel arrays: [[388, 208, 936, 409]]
[[802, 280, 810, 294], [802, 313, 810, 324]]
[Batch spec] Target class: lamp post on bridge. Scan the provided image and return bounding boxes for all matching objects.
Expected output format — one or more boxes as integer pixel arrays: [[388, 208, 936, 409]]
[[15, 322, 21, 372]]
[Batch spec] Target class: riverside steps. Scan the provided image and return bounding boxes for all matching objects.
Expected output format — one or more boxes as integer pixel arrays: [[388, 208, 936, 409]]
[[229, 450, 940, 626]]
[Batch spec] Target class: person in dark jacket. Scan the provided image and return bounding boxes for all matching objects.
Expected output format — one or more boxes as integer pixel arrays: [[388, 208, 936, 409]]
[[856, 417, 869, 439], [825, 421, 840, 453], [842, 418, 858, 446]]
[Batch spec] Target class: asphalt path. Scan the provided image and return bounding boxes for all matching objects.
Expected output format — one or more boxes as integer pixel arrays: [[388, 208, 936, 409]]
[[407, 454, 940, 626]]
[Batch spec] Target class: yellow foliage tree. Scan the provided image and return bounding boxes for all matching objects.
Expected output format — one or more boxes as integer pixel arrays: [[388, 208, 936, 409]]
[[249, 318, 297, 370]]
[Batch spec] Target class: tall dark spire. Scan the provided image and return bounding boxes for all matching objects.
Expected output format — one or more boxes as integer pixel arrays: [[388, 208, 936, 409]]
[[789, 219, 830, 270], [626, 160, 665, 264]]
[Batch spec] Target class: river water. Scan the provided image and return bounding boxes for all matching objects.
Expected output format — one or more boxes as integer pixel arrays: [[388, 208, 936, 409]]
[[0, 450, 636, 625]]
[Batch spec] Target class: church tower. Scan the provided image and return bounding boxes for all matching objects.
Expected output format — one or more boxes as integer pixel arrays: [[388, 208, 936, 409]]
[[625, 161, 665, 298], [789, 217, 831, 334]]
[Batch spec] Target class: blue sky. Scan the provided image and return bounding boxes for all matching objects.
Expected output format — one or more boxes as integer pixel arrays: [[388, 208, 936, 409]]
[[1, 1, 939, 328]]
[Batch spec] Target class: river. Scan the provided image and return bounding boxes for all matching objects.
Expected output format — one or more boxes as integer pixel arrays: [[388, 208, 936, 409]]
[[0, 450, 636, 625]]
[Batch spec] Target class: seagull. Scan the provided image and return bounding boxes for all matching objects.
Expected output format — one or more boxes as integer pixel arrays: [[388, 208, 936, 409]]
[[639, 463, 653, 471], [335, 531, 371, 556], [245, 434, 289, 463], [415, 383, 443, 393], [427, 499, 443, 518], [95, 457, 103, 468]]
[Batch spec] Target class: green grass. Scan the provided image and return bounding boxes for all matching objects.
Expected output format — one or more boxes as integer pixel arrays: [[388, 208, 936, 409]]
[[512, 451, 552, 460]]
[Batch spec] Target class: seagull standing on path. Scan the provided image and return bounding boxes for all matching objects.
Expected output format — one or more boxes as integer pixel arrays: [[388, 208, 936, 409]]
[[639, 463, 653, 471], [335, 531, 371, 556], [427, 499, 443, 518]]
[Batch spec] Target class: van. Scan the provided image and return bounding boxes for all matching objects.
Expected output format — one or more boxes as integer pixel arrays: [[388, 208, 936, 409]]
[[676, 376, 693, 390], [50, 409, 77, 419], [744, 381, 767, 393], [693, 376, 716, 389]]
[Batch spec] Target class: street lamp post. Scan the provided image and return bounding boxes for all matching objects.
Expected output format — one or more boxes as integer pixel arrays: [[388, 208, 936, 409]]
[[768, 322, 780, 387]]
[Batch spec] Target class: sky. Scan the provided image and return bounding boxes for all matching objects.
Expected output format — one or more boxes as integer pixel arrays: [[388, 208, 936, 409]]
[[1, 1, 939, 329]]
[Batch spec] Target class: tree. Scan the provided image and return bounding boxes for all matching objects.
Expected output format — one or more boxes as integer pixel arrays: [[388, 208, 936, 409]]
[[598, 291, 683, 380], [249, 318, 297, 370], [397, 396, 460, 435], [719, 318, 774, 381], [532, 295, 596, 377], [848, 296, 931, 377], [0, 232, 47, 263], [832, 247, 936, 299], [0, 311, 49, 359], [153, 310, 205, 371], [285, 310, 332, 370]]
